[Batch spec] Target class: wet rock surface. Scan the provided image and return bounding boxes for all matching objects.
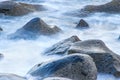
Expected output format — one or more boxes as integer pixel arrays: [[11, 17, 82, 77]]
[[76, 19, 89, 29], [0, 1, 45, 16], [0, 27, 3, 31], [27, 54, 97, 80], [9, 17, 62, 39], [68, 40, 120, 77], [81, 0, 120, 13], [44, 35, 80, 55], [40, 35, 120, 77]]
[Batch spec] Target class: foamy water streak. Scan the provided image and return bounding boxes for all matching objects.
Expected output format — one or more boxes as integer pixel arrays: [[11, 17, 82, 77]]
[[0, 0, 120, 80]]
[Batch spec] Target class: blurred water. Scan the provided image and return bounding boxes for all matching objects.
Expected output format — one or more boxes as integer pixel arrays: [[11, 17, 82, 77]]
[[0, 0, 120, 80]]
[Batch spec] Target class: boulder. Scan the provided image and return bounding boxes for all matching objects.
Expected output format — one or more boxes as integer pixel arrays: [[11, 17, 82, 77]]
[[44, 35, 80, 55], [9, 17, 61, 39], [81, 0, 120, 13], [0, 1, 45, 16], [27, 54, 97, 80], [76, 19, 89, 29], [43, 77, 72, 80], [68, 40, 120, 77], [0, 73, 26, 80]]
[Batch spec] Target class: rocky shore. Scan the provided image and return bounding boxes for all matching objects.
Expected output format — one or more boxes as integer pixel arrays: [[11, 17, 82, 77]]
[[0, 0, 120, 80]]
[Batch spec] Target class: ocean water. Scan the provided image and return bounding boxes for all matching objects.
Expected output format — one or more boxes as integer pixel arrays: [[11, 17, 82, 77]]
[[0, 0, 120, 80]]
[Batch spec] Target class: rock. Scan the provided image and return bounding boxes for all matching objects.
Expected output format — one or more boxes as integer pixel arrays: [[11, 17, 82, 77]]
[[0, 27, 3, 31], [43, 77, 72, 80], [118, 35, 120, 40], [27, 54, 97, 80], [0, 1, 45, 16], [0, 73, 26, 80], [44, 35, 80, 55], [0, 53, 4, 60], [81, 0, 120, 13], [9, 17, 62, 39], [12, 0, 45, 3], [68, 40, 120, 77], [76, 19, 89, 29]]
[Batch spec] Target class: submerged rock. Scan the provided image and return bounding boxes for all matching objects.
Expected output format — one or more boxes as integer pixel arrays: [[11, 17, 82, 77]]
[[9, 17, 61, 39], [76, 19, 89, 29], [27, 54, 97, 80], [118, 35, 120, 40], [43, 77, 72, 80], [81, 0, 120, 13], [0, 27, 3, 31], [68, 40, 120, 77], [0, 1, 45, 16], [0, 53, 4, 60], [44, 35, 80, 55], [0, 73, 26, 80]]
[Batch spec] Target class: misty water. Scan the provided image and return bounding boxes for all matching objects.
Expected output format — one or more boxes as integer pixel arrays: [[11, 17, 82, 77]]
[[0, 0, 120, 80]]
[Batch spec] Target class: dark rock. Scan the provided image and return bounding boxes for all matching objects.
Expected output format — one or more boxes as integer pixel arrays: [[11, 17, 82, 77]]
[[44, 35, 80, 55], [81, 0, 120, 13], [68, 40, 120, 77], [9, 17, 62, 39], [27, 54, 97, 80], [0, 1, 45, 16], [43, 77, 72, 80], [0, 27, 3, 31], [0, 73, 26, 80], [76, 19, 89, 29]]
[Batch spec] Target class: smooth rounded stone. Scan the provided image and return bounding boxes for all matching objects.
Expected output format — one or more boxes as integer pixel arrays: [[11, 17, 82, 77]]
[[44, 35, 80, 55], [43, 77, 72, 80], [27, 54, 97, 80], [81, 0, 120, 13], [0, 73, 26, 80], [0, 1, 45, 16], [68, 40, 120, 77], [76, 19, 89, 29], [9, 17, 62, 39]]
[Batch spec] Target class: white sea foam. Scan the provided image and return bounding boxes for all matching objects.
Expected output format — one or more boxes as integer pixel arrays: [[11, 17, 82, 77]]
[[0, 0, 120, 80]]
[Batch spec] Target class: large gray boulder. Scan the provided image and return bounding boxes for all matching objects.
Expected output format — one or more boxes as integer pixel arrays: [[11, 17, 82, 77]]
[[27, 54, 97, 80], [68, 40, 120, 77], [44, 35, 80, 55], [9, 17, 61, 39], [0, 1, 45, 16], [43, 77, 72, 80], [81, 0, 120, 13], [0, 73, 26, 80]]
